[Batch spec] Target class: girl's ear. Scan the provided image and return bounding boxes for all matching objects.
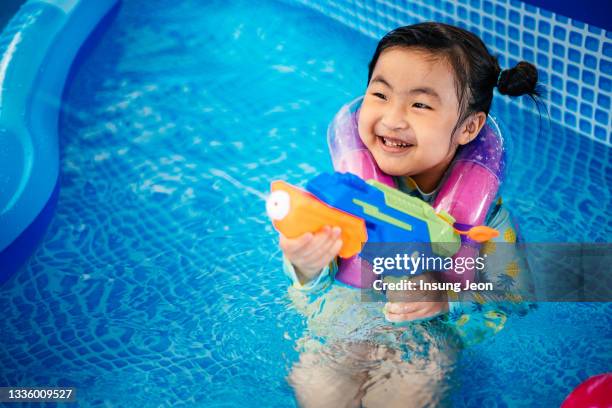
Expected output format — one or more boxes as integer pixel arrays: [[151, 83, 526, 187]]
[[457, 112, 487, 145]]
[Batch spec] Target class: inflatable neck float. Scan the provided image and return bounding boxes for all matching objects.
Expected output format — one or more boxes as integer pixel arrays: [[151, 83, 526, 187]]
[[328, 96, 506, 287]]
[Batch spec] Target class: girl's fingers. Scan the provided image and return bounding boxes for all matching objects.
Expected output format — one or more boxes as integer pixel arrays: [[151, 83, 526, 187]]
[[385, 301, 418, 315], [300, 226, 334, 259], [300, 225, 340, 259], [383, 302, 446, 322], [301, 237, 343, 271], [280, 227, 343, 271], [303, 227, 342, 260], [385, 311, 422, 322], [325, 238, 343, 260], [330, 226, 342, 238], [315, 226, 342, 254], [384, 310, 406, 322], [279, 232, 313, 254]]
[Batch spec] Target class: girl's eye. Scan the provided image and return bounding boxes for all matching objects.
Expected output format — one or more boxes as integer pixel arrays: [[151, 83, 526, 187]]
[[372, 92, 387, 100], [413, 102, 431, 110]]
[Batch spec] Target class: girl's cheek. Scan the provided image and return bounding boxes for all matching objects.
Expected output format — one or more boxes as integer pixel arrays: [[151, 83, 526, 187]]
[[357, 119, 369, 143], [358, 113, 373, 134], [364, 110, 378, 129]]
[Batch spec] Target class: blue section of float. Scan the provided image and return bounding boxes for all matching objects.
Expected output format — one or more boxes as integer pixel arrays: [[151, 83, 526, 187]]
[[0, 0, 119, 282], [0, 178, 59, 285]]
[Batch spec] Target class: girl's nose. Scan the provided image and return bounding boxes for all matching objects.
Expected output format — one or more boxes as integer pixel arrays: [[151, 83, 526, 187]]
[[381, 105, 408, 130]]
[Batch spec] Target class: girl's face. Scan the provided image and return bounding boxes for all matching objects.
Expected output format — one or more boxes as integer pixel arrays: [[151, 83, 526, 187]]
[[358, 47, 476, 187]]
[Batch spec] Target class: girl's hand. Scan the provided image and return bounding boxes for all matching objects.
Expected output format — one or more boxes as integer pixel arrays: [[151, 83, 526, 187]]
[[384, 272, 449, 322], [279, 226, 342, 284], [384, 300, 449, 322]]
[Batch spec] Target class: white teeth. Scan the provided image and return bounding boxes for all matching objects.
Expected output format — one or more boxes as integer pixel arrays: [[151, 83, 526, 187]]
[[382, 137, 411, 148]]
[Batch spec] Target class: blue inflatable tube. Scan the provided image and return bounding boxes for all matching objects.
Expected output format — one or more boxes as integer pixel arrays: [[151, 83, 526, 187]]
[[0, 0, 119, 284]]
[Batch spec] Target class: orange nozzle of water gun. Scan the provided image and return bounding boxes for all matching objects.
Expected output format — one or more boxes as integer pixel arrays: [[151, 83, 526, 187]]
[[267, 180, 367, 258], [436, 214, 499, 243], [464, 225, 500, 242]]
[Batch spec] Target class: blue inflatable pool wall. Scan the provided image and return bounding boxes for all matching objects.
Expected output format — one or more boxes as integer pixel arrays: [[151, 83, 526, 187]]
[[0, 0, 119, 284]]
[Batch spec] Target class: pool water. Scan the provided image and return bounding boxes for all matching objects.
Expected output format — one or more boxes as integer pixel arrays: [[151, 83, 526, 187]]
[[1, 0, 610, 407]]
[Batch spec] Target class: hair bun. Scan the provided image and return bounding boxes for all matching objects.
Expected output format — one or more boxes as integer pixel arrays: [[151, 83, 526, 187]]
[[497, 61, 538, 97]]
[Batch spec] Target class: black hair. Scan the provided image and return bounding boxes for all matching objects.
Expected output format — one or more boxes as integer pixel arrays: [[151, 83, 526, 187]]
[[367, 22, 545, 138]]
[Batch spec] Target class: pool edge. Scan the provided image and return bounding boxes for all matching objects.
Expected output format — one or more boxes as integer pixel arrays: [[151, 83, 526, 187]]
[[0, 0, 120, 283]]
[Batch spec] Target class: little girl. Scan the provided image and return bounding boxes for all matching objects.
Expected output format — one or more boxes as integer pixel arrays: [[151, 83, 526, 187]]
[[280, 22, 539, 407]]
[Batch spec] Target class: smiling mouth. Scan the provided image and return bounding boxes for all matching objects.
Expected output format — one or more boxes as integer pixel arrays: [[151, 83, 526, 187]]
[[378, 135, 414, 149]]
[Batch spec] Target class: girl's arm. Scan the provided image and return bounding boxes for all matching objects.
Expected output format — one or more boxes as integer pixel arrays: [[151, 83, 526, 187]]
[[446, 202, 536, 345], [282, 255, 337, 293]]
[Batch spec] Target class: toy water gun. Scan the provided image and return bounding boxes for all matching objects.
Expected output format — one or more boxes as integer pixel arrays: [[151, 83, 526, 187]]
[[266, 172, 499, 260]]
